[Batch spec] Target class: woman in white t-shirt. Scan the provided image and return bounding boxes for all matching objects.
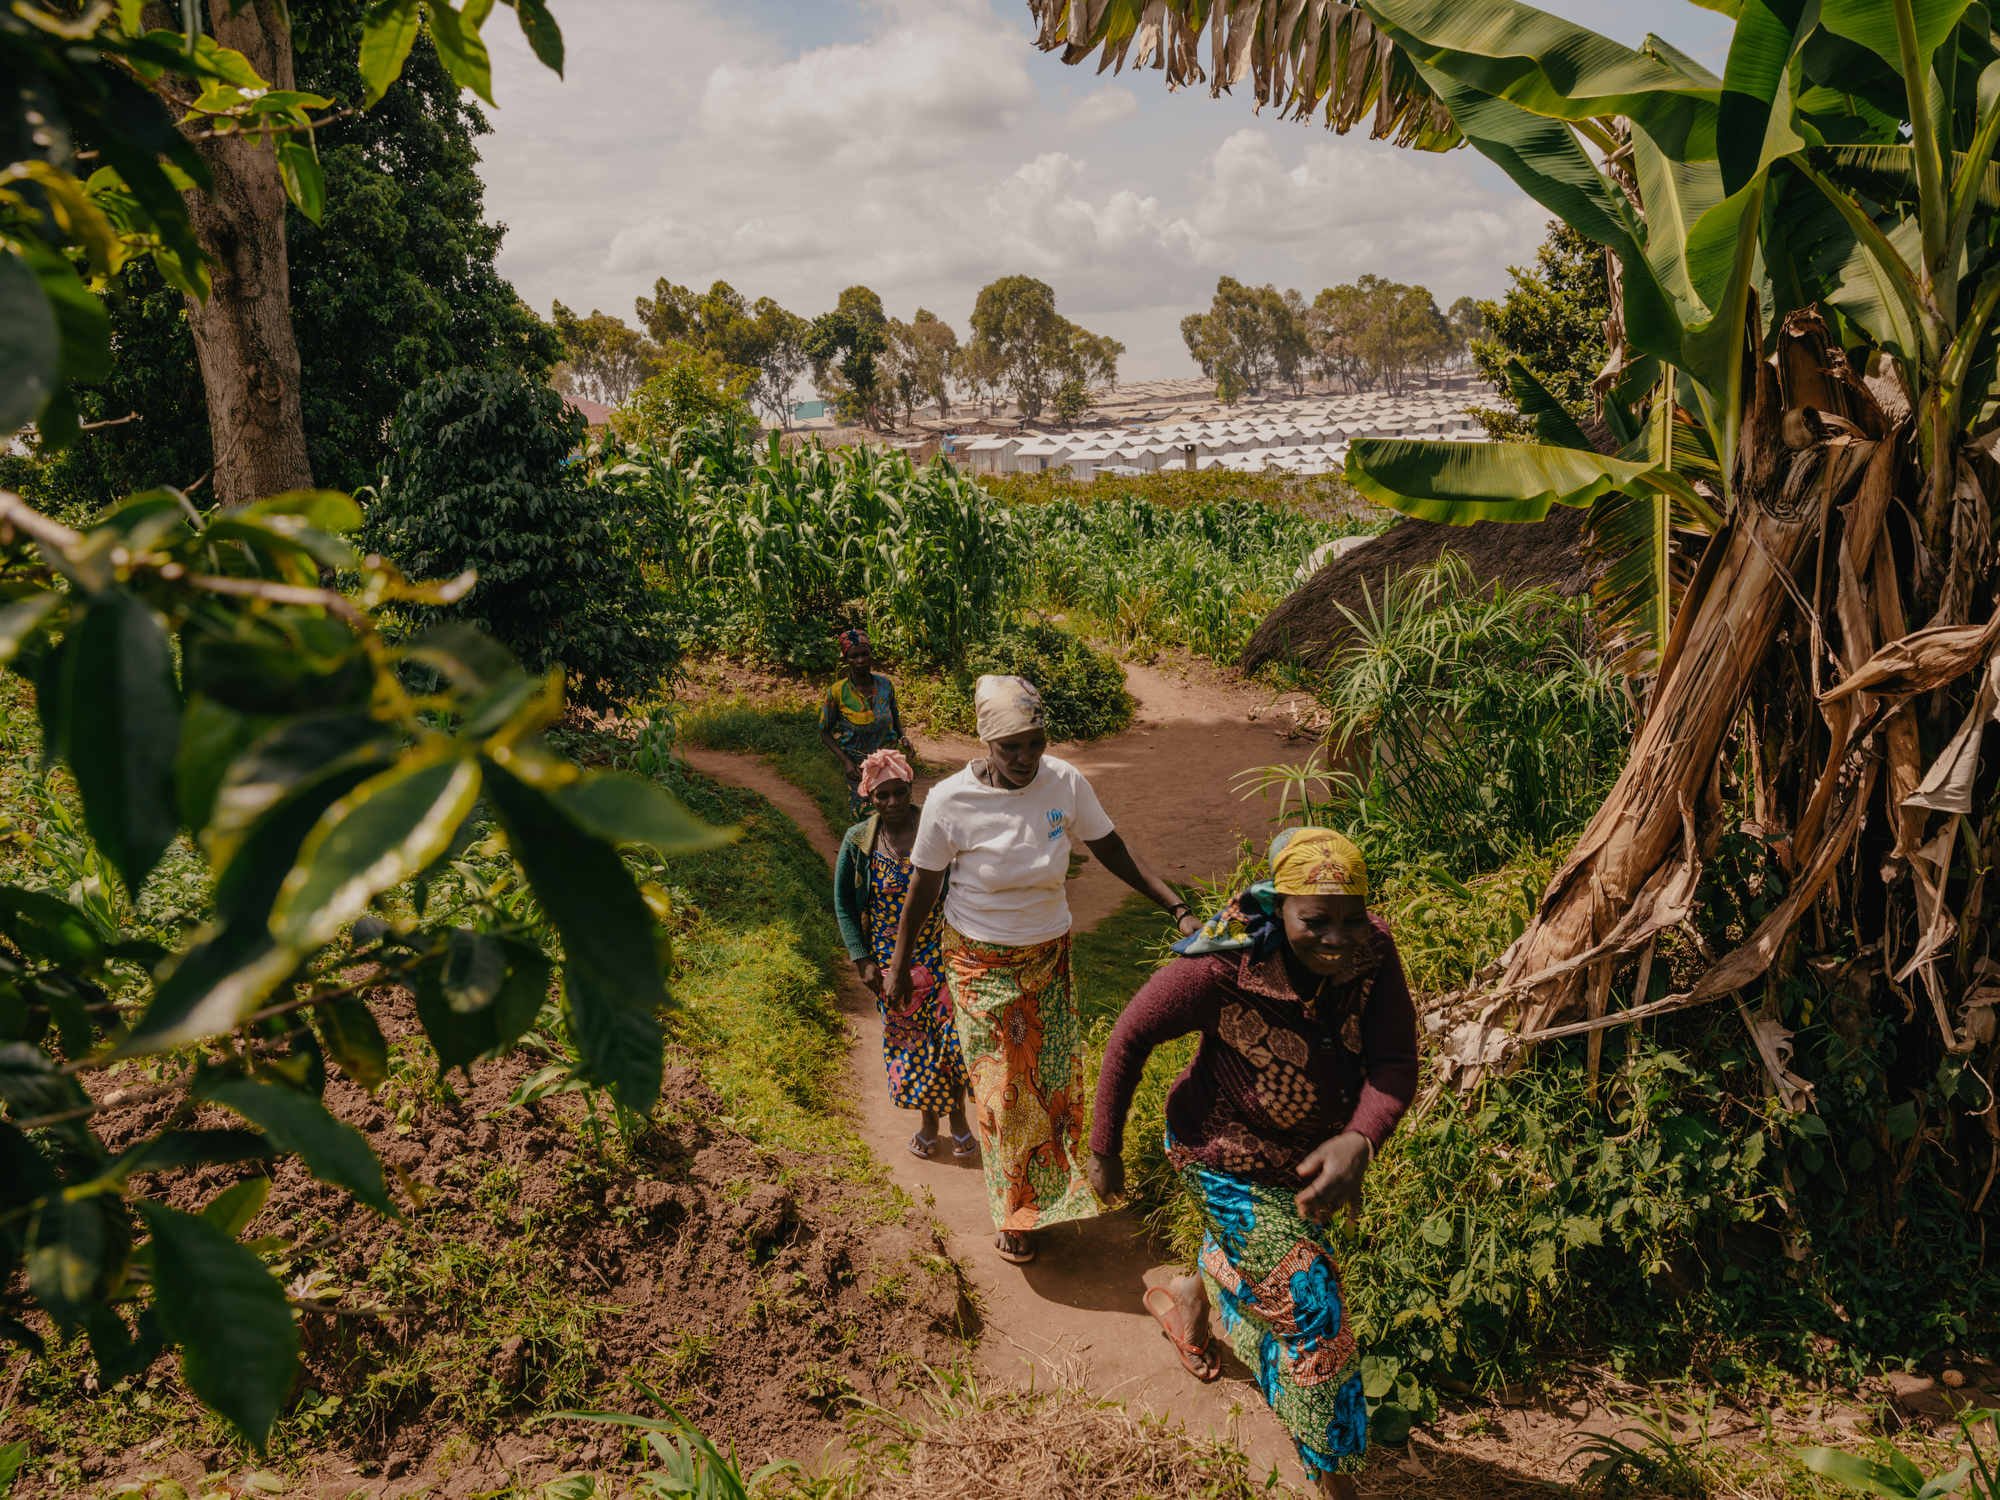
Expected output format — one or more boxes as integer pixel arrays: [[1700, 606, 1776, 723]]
[[885, 674, 1200, 1265]]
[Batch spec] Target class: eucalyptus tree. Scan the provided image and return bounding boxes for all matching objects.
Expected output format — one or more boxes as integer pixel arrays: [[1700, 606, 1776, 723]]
[[1033, 2, 2000, 1171]]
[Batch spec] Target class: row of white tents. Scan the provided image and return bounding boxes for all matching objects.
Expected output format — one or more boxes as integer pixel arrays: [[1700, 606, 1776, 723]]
[[949, 388, 1486, 480]]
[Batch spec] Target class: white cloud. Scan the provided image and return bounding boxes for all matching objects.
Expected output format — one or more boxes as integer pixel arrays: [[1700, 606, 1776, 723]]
[[697, 0, 1033, 168], [1188, 130, 1548, 287], [1066, 86, 1138, 131]]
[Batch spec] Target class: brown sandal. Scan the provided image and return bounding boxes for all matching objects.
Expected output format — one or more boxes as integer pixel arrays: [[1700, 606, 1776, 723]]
[[1144, 1285, 1221, 1382], [995, 1231, 1036, 1265]]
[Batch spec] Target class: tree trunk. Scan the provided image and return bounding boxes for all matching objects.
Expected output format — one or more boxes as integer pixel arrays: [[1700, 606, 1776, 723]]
[[1444, 311, 1894, 1078], [176, 0, 313, 503]]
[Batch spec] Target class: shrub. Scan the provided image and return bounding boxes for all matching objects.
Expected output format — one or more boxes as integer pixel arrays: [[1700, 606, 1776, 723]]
[[371, 367, 677, 709], [610, 356, 756, 452], [920, 621, 1133, 742], [1307, 552, 1628, 875]]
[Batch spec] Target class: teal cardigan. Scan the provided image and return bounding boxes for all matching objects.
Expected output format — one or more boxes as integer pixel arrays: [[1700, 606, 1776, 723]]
[[833, 814, 945, 961]]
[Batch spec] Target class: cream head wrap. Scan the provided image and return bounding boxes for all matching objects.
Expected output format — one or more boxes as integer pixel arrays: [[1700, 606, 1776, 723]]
[[973, 674, 1045, 742], [1268, 827, 1368, 899]]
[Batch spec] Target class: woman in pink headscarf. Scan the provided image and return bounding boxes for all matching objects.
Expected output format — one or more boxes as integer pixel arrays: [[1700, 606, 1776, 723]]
[[834, 748, 972, 1157]]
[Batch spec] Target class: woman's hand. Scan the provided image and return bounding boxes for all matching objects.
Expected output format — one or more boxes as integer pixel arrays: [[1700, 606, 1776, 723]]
[[1176, 910, 1203, 937], [1293, 1132, 1371, 1225], [1088, 1150, 1125, 1203], [883, 964, 913, 1013], [854, 958, 882, 995]]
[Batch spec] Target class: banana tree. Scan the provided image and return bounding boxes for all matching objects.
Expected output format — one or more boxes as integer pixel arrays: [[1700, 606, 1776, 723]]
[[1032, 1, 2000, 1147]]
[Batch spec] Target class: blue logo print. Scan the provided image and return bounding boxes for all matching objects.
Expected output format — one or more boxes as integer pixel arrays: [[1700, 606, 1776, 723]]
[[1046, 809, 1067, 841]]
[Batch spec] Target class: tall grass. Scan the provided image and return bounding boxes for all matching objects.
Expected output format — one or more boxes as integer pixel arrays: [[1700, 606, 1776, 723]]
[[1272, 552, 1630, 875], [981, 466, 1365, 519], [601, 431, 1022, 672], [1012, 495, 1364, 662], [599, 427, 1365, 673]]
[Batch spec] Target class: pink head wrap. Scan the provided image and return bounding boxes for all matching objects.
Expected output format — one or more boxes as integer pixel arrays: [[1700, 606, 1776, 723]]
[[857, 748, 914, 799]]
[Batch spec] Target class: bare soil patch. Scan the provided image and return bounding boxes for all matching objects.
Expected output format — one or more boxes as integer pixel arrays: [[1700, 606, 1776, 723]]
[[6, 995, 968, 1498]]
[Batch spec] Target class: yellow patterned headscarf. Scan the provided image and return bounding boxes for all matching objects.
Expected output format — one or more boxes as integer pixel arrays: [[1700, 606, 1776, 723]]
[[1268, 827, 1368, 899]]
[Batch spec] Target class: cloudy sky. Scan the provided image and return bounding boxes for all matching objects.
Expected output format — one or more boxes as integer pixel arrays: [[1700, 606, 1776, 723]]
[[473, 1, 1731, 379]]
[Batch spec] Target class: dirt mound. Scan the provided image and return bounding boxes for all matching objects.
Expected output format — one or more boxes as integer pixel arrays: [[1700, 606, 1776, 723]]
[[1242, 508, 1590, 674], [12, 995, 969, 1498]]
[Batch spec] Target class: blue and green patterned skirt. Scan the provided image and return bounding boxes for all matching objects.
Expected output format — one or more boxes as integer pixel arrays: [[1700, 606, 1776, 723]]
[[1177, 1144, 1369, 1478]]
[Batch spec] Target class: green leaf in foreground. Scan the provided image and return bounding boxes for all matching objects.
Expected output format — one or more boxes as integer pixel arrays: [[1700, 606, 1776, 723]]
[[315, 995, 389, 1088], [61, 588, 183, 895], [358, 0, 422, 105], [557, 772, 737, 856], [483, 759, 664, 1112], [414, 931, 551, 1075], [0, 590, 60, 670], [511, 0, 563, 73], [271, 750, 481, 951], [201, 1177, 272, 1239], [27, 1193, 118, 1332], [0, 248, 60, 435], [1347, 438, 1698, 524], [137, 1201, 299, 1447], [197, 1077, 393, 1214]]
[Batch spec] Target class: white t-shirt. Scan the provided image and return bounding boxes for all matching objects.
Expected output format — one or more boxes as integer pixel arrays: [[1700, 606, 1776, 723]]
[[911, 754, 1116, 946]]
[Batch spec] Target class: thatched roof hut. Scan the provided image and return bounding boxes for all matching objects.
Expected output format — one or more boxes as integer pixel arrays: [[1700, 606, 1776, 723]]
[[1242, 507, 1592, 674]]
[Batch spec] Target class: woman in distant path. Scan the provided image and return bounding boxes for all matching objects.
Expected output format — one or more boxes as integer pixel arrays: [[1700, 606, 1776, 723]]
[[819, 626, 910, 820], [1089, 828, 1418, 1498], [834, 748, 972, 1158], [885, 675, 1200, 1265]]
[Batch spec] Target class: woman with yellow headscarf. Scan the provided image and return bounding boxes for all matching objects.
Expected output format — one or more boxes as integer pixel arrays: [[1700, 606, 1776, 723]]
[[1089, 828, 1419, 1499]]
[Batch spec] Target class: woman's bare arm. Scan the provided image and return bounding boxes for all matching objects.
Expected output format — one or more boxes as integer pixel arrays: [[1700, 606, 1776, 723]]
[[1085, 831, 1199, 933]]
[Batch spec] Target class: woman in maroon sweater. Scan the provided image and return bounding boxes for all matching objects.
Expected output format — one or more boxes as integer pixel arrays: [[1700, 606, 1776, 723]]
[[1089, 828, 1418, 1498]]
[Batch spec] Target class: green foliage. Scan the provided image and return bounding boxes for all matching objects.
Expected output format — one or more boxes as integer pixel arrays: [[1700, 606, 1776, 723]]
[[612, 359, 757, 450], [1010, 493, 1360, 663], [1295, 553, 1629, 874], [600, 430, 1021, 672], [1799, 1408, 1999, 1498], [965, 275, 1122, 420], [1305, 275, 1460, 394], [553, 300, 658, 409], [1374, 843, 1563, 995], [1469, 221, 1613, 441], [1181, 276, 1311, 398], [979, 464, 1365, 517], [922, 621, 1133, 742], [804, 286, 891, 428], [551, 1390, 800, 1498], [637, 278, 811, 430], [0, 0, 559, 458], [0, 482, 714, 1448], [371, 366, 678, 709], [1049, 374, 1089, 425]]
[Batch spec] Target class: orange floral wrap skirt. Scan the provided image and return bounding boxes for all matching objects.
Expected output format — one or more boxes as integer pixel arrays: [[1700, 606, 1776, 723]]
[[940, 926, 1100, 1233]]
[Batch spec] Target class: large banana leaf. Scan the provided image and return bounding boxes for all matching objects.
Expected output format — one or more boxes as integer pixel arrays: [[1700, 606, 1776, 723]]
[[1346, 437, 1702, 523], [1498, 355, 1594, 451], [1360, 0, 1720, 159], [1818, 0, 1975, 73], [1025, 0, 1460, 147]]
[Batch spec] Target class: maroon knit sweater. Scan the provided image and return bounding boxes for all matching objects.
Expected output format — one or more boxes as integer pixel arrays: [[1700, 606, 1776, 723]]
[[1090, 916, 1420, 1187]]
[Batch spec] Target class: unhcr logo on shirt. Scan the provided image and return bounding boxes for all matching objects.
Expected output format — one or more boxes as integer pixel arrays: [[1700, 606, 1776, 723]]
[[1047, 809, 1067, 841]]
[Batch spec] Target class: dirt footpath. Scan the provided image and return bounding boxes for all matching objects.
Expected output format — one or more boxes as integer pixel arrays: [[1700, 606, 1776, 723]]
[[683, 660, 1564, 1496]]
